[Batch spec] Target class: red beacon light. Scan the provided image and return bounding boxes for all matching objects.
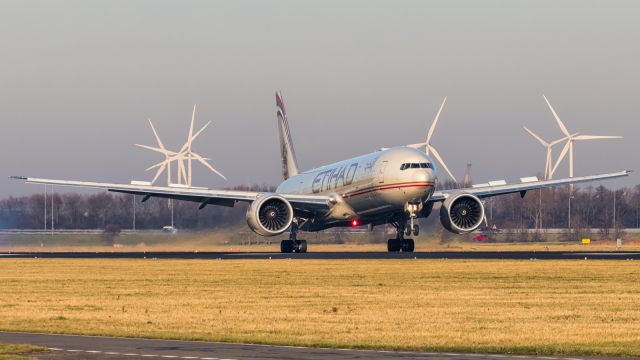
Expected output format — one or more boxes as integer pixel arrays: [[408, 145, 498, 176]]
[[351, 219, 360, 227]]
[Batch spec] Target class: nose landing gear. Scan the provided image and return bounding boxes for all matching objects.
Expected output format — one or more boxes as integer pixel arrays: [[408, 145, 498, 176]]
[[387, 215, 415, 253]]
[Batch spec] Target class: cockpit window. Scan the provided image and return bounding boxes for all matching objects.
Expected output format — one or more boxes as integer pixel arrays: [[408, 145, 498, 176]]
[[400, 162, 433, 170]]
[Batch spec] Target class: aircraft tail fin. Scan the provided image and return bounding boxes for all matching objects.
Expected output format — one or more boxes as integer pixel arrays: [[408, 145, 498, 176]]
[[276, 91, 299, 180]]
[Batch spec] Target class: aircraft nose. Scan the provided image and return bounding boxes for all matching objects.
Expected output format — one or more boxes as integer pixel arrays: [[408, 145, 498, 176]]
[[412, 169, 434, 183]]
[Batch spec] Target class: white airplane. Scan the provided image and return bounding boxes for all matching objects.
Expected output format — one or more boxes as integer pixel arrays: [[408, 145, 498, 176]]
[[12, 92, 630, 253]]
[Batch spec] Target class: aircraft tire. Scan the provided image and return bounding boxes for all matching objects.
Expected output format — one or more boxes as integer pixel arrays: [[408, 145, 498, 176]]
[[295, 240, 307, 253], [413, 225, 419, 236], [280, 240, 296, 253], [387, 239, 401, 252], [402, 238, 415, 252]]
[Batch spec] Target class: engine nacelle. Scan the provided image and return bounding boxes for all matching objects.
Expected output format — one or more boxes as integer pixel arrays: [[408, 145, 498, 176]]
[[440, 192, 485, 234], [246, 194, 294, 236]]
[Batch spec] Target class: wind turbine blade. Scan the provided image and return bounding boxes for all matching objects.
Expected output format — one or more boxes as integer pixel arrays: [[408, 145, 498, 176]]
[[549, 136, 568, 146], [191, 153, 227, 181], [145, 161, 167, 172], [188, 104, 197, 148], [406, 142, 427, 149], [190, 121, 211, 142], [151, 163, 166, 184], [543, 95, 570, 137], [551, 140, 570, 176], [135, 144, 175, 156], [573, 135, 623, 140], [429, 145, 456, 182], [147, 119, 166, 151], [177, 141, 189, 154], [523, 126, 548, 146], [426, 97, 447, 146]]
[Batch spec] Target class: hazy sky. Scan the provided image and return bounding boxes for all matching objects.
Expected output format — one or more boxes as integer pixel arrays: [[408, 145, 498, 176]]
[[1, 0, 638, 197]]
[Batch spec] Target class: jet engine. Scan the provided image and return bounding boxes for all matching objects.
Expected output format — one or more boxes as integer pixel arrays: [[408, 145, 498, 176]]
[[246, 194, 294, 236], [439, 193, 485, 234]]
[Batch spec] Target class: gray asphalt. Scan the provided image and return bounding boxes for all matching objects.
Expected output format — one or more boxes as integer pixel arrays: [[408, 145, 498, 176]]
[[0, 251, 639, 260], [0, 332, 622, 360]]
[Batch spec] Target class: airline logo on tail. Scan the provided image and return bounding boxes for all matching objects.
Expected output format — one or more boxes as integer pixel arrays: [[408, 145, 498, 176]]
[[276, 91, 299, 180]]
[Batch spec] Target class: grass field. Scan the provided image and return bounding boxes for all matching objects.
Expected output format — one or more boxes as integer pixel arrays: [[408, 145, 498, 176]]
[[0, 344, 46, 360], [0, 259, 639, 356], [1, 232, 639, 252]]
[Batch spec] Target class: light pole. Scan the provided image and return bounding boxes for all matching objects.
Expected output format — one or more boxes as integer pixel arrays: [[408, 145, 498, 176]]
[[51, 187, 54, 235], [132, 194, 136, 231], [612, 180, 617, 231], [539, 189, 542, 230], [568, 187, 572, 233], [44, 185, 47, 231]]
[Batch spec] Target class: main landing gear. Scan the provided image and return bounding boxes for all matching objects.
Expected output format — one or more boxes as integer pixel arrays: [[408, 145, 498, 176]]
[[387, 216, 415, 253], [280, 224, 307, 253]]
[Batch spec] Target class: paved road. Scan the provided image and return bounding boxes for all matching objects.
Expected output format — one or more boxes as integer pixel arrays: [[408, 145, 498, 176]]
[[0, 251, 639, 260], [0, 332, 619, 360]]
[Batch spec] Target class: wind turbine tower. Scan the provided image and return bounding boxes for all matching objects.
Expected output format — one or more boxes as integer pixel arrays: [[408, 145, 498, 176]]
[[523, 127, 567, 180]]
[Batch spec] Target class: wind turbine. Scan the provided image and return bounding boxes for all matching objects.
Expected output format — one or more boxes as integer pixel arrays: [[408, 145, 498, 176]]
[[408, 97, 457, 182], [137, 105, 227, 187], [523, 127, 567, 180], [175, 104, 227, 186], [135, 119, 178, 185], [543, 95, 622, 178]]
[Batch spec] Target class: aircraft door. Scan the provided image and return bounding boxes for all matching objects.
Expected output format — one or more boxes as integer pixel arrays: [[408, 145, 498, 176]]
[[378, 160, 388, 184]]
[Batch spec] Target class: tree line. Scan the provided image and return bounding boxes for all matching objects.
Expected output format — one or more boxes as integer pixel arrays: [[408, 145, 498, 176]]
[[1, 183, 639, 231]]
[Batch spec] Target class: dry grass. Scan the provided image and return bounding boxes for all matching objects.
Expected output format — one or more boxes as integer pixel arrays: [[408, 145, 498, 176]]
[[0, 344, 46, 360], [0, 259, 639, 356], [1, 232, 639, 253]]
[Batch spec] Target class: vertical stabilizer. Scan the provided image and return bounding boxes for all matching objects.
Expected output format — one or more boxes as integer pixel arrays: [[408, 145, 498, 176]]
[[276, 91, 299, 180]]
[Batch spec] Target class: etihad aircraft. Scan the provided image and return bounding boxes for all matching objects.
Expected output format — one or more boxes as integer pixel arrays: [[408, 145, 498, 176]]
[[12, 92, 629, 253]]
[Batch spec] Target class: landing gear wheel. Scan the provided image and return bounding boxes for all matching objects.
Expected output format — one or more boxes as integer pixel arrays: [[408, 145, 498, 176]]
[[402, 238, 415, 252], [405, 227, 412, 237], [412, 224, 419, 236], [387, 239, 401, 252], [295, 240, 307, 253], [280, 240, 295, 253]]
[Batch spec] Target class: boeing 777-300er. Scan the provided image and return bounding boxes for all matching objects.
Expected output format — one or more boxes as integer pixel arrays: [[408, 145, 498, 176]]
[[12, 92, 630, 253]]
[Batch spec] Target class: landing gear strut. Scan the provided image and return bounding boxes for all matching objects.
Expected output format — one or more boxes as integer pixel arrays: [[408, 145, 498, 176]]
[[280, 223, 307, 253], [387, 215, 415, 253]]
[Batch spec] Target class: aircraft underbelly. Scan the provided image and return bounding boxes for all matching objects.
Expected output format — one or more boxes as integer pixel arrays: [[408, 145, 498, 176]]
[[346, 184, 434, 218]]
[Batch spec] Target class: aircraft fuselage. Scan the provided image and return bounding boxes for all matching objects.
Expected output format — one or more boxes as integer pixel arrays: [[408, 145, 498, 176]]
[[276, 146, 437, 229]]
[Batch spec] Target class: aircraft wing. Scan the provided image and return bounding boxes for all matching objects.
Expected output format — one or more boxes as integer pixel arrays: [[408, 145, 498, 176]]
[[10, 177, 330, 212], [429, 170, 631, 202]]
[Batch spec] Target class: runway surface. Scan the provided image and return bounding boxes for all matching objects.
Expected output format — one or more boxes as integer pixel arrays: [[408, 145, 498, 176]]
[[0, 251, 639, 260], [0, 332, 620, 360]]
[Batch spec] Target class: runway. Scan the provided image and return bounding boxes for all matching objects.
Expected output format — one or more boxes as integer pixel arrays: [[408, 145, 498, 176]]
[[0, 332, 615, 360], [0, 251, 638, 260]]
